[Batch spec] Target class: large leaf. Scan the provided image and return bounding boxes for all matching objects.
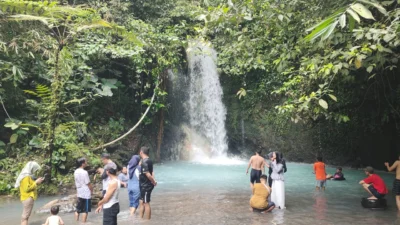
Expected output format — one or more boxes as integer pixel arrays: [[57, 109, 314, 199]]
[[305, 8, 345, 32], [339, 14, 346, 28], [10, 134, 18, 144], [304, 17, 336, 41], [328, 94, 338, 102], [319, 99, 328, 109], [348, 16, 356, 31], [322, 20, 339, 40], [347, 8, 361, 23], [358, 0, 388, 15], [8, 15, 52, 25], [350, 3, 375, 20]]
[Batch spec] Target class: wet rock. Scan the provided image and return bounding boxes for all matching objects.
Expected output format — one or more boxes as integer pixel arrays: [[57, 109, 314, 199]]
[[36, 195, 77, 214], [36, 191, 103, 214]]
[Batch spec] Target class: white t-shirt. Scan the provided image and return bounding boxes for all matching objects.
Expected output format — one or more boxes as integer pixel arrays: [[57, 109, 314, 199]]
[[74, 168, 91, 199]]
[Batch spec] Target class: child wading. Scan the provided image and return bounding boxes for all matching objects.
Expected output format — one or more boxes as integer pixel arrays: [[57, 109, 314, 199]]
[[42, 206, 64, 225], [313, 157, 326, 191]]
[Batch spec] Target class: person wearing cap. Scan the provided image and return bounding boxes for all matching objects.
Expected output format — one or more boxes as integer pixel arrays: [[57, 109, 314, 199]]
[[359, 166, 388, 200], [97, 153, 117, 196], [250, 174, 275, 213]]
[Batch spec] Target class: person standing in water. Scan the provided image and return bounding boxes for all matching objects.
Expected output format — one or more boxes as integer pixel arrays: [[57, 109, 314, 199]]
[[15, 161, 44, 225], [385, 155, 400, 211], [97, 153, 117, 196], [246, 150, 265, 189], [127, 155, 141, 215], [250, 174, 275, 213], [96, 168, 120, 225], [118, 167, 129, 188], [139, 146, 157, 220], [270, 152, 285, 209], [74, 157, 93, 223], [313, 157, 327, 191]]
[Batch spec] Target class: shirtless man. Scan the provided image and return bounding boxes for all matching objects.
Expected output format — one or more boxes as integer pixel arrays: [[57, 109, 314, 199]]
[[246, 150, 265, 189], [385, 155, 400, 211]]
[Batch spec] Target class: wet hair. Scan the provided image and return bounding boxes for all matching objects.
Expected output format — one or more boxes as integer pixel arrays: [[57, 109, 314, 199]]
[[365, 166, 374, 174], [51, 206, 59, 215], [140, 146, 150, 155], [317, 156, 323, 162], [260, 174, 268, 180], [107, 168, 117, 175], [256, 150, 262, 155], [76, 157, 86, 168], [101, 153, 110, 159], [337, 167, 342, 171]]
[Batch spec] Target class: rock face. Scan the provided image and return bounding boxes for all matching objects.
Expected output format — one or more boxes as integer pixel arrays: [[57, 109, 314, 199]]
[[36, 191, 103, 214]]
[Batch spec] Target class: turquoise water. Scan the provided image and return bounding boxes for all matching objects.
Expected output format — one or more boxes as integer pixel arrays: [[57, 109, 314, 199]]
[[1, 162, 399, 225]]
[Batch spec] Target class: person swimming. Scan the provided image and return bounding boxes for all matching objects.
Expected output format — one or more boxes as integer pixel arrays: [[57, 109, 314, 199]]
[[326, 167, 346, 181]]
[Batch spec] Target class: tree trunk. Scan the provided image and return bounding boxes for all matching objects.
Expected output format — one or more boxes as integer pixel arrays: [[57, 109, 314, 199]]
[[47, 46, 62, 180]]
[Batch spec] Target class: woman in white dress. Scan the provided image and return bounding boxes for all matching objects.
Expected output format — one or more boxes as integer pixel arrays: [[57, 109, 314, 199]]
[[270, 152, 285, 209]]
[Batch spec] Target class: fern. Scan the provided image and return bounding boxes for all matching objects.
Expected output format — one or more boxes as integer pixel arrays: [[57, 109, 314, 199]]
[[24, 84, 51, 99]]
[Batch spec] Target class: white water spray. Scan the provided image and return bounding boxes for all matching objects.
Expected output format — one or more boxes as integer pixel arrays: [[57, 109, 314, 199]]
[[186, 41, 232, 162]]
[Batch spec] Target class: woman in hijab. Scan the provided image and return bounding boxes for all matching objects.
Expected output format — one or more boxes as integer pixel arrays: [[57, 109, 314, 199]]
[[15, 161, 44, 225], [270, 152, 285, 209], [127, 155, 141, 215]]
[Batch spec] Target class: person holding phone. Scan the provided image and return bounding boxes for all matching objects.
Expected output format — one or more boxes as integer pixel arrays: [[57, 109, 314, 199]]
[[15, 161, 44, 225]]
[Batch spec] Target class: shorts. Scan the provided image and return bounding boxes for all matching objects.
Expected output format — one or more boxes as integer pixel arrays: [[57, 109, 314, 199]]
[[393, 179, 400, 195], [250, 169, 262, 184], [128, 189, 140, 208], [21, 197, 34, 220], [252, 201, 275, 212], [103, 202, 119, 225], [316, 180, 326, 188], [368, 185, 385, 199], [76, 198, 91, 213], [140, 188, 153, 203]]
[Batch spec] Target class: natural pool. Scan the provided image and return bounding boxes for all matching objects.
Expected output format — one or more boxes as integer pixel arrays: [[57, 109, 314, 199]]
[[1, 162, 399, 225]]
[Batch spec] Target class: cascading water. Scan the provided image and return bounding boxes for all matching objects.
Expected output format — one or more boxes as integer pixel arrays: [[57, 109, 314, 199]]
[[186, 41, 229, 161]]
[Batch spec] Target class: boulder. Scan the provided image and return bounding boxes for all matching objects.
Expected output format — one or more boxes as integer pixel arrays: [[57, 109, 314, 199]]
[[361, 197, 387, 209], [36, 195, 78, 214]]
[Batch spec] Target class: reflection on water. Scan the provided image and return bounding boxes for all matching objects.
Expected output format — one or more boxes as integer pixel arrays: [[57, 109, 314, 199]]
[[313, 193, 327, 220], [1, 162, 399, 225]]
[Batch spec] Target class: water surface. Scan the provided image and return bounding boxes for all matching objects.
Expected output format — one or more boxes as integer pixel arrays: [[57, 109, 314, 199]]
[[1, 162, 399, 225]]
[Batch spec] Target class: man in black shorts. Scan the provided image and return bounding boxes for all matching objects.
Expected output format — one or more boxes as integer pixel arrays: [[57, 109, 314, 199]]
[[138, 146, 157, 220], [74, 157, 93, 223]]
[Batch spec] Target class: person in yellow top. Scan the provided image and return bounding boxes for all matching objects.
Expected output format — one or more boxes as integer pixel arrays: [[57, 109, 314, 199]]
[[249, 174, 275, 213], [15, 161, 45, 225]]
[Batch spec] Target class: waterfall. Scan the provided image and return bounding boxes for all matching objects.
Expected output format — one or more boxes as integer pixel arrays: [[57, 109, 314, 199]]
[[186, 41, 228, 160]]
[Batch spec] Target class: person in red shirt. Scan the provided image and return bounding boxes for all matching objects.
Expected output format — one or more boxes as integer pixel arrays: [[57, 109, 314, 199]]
[[359, 166, 388, 199], [313, 157, 326, 191]]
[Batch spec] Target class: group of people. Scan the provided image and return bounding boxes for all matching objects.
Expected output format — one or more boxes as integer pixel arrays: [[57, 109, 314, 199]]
[[14, 146, 156, 225], [247, 151, 400, 213], [246, 150, 287, 213]]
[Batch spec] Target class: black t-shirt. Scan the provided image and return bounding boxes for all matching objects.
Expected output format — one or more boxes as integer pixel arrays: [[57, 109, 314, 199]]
[[140, 158, 154, 190]]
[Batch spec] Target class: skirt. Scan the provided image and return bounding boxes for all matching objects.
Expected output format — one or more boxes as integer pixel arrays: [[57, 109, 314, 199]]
[[393, 179, 400, 195], [271, 180, 285, 209]]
